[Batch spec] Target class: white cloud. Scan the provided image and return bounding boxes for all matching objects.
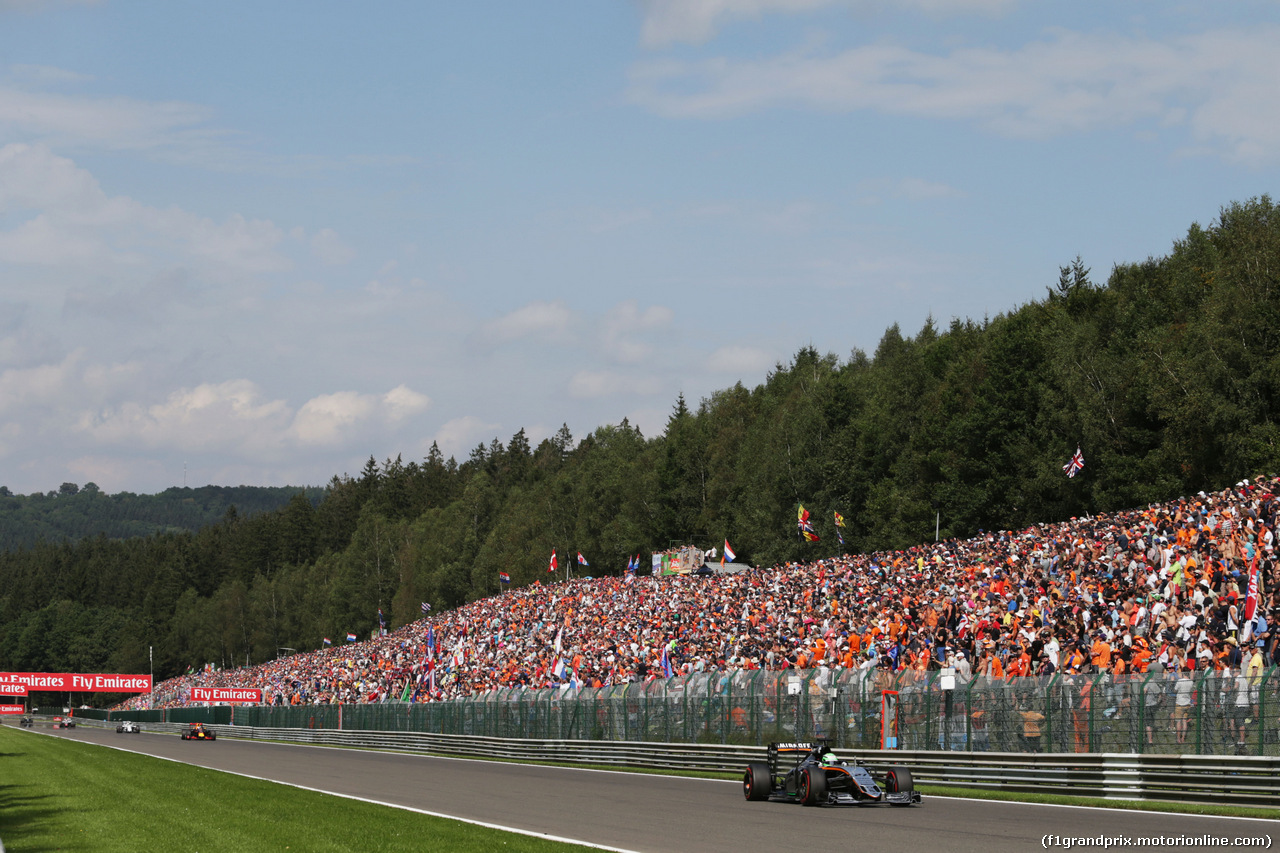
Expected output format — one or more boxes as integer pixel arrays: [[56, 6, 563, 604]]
[[383, 384, 431, 421], [482, 300, 573, 343], [309, 228, 356, 266], [0, 82, 217, 153], [896, 177, 963, 200], [289, 392, 375, 446], [629, 26, 1280, 163], [433, 415, 501, 457], [568, 370, 663, 399], [73, 378, 431, 453], [707, 345, 772, 375], [597, 300, 674, 364], [638, 0, 1016, 47], [0, 143, 291, 271], [587, 207, 654, 233], [678, 199, 817, 234], [8, 64, 93, 85], [0, 349, 82, 413], [77, 379, 292, 453], [0, 0, 98, 11], [290, 385, 430, 446]]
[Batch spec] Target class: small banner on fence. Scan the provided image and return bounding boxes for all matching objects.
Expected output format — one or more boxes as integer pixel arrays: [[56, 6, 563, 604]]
[[188, 687, 262, 704], [0, 705, 25, 715], [0, 673, 152, 693]]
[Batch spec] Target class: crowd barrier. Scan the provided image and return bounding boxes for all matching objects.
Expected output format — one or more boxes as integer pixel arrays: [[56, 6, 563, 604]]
[[46, 715, 1280, 809], [80, 667, 1280, 758]]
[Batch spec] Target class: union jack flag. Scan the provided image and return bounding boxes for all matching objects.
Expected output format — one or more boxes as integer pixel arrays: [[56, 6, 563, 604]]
[[1063, 447, 1084, 478], [798, 505, 819, 542]]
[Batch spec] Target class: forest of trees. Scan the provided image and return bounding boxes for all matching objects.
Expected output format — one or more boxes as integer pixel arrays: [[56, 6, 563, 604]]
[[0, 484, 325, 552], [1, 197, 1277, 686]]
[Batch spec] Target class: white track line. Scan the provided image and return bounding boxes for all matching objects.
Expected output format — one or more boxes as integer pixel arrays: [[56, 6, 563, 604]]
[[17, 729, 642, 853], [26, 727, 1280, 828]]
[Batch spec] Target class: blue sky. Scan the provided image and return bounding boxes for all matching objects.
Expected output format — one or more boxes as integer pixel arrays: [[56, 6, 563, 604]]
[[1, 0, 1277, 494]]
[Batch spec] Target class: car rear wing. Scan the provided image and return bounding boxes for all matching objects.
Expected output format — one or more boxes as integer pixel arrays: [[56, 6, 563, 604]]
[[767, 740, 830, 775]]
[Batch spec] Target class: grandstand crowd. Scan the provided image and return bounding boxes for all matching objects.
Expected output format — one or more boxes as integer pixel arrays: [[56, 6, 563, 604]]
[[117, 475, 1279, 712]]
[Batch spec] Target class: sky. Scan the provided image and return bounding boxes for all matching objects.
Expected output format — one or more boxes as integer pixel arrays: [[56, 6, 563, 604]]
[[1, 1, 1278, 495]]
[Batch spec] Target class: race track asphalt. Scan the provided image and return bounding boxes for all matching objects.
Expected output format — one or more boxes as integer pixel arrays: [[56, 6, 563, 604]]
[[19, 722, 1276, 853]]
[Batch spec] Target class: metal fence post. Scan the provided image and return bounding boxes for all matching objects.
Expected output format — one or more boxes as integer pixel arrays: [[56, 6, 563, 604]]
[[1193, 668, 1208, 755]]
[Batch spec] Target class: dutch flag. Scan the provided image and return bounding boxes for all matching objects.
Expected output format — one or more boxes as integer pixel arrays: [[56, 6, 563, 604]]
[[346, 633, 357, 642], [724, 540, 736, 562]]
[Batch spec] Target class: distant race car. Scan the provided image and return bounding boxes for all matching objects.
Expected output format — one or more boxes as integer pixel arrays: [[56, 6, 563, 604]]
[[52, 716, 76, 729], [19, 716, 33, 727], [116, 721, 141, 733], [743, 741, 921, 807], [180, 722, 216, 741]]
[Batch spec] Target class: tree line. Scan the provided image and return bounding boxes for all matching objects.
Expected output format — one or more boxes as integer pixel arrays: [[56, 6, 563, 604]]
[[1, 197, 1277, 687], [0, 484, 324, 552]]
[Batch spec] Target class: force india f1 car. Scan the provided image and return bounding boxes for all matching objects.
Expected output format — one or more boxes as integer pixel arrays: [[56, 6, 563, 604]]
[[743, 742, 921, 807], [180, 722, 216, 741]]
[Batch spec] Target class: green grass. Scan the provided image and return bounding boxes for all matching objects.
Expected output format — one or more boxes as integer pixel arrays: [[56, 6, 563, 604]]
[[0, 726, 583, 853]]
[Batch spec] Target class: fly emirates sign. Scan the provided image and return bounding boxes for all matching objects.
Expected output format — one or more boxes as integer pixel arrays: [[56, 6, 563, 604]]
[[188, 687, 262, 704], [0, 673, 152, 692]]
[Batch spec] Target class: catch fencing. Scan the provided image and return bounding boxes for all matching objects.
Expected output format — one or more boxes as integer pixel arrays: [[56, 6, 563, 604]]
[[77, 666, 1280, 758]]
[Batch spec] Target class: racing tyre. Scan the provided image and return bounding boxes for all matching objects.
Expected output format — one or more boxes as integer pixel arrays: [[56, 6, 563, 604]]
[[799, 766, 827, 806], [207, 732, 216, 741], [743, 762, 771, 801], [884, 767, 913, 793]]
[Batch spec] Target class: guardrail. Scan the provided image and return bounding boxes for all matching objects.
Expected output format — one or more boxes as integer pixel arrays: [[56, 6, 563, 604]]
[[58, 716, 1280, 809]]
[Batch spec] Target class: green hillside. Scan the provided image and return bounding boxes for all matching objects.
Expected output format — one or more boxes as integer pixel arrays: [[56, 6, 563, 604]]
[[0, 484, 324, 552], [1, 197, 1277, 687]]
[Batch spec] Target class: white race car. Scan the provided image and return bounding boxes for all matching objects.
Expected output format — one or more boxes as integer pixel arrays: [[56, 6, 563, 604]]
[[115, 721, 141, 733]]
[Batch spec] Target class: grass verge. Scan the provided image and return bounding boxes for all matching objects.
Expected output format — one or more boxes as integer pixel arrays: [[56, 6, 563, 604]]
[[0, 726, 583, 853]]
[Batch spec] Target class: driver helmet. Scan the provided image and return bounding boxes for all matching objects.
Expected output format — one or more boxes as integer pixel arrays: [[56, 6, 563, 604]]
[[821, 751, 838, 765]]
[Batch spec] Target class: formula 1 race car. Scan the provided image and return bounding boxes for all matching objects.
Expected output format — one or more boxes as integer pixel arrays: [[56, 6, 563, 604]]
[[52, 716, 76, 729], [743, 741, 921, 807], [19, 716, 33, 727], [180, 722, 216, 741], [116, 721, 141, 733]]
